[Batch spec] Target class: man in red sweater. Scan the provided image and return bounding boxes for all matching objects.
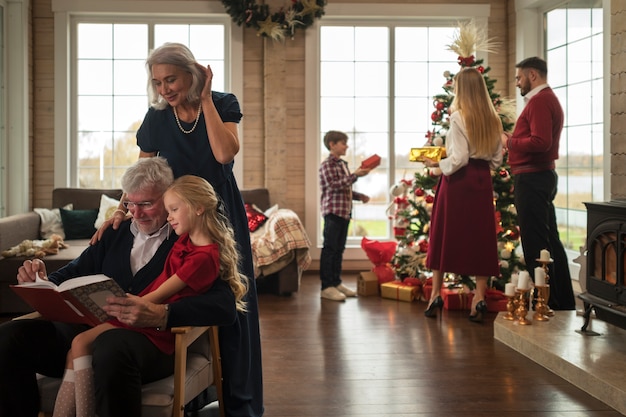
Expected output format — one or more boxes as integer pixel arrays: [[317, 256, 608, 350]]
[[503, 56, 576, 310]]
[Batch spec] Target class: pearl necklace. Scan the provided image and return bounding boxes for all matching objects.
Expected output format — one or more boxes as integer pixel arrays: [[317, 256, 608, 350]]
[[173, 101, 202, 134]]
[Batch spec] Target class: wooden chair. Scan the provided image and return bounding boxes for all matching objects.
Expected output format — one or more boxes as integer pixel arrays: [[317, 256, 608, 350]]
[[14, 313, 224, 417]]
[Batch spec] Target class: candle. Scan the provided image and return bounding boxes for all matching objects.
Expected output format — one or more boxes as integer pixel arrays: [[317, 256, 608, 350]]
[[539, 249, 551, 262], [517, 271, 530, 290], [534, 267, 546, 286], [511, 273, 519, 288], [505, 282, 516, 297]]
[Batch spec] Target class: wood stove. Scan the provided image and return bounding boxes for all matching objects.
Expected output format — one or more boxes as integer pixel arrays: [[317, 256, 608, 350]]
[[579, 201, 626, 330]]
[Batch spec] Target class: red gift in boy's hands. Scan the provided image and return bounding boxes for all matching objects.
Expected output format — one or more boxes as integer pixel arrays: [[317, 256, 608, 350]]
[[360, 154, 381, 170]]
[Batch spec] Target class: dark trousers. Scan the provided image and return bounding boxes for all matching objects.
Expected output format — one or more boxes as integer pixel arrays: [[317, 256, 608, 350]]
[[514, 170, 576, 310], [92, 329, 174, 417], [320, 214, 350, 290]]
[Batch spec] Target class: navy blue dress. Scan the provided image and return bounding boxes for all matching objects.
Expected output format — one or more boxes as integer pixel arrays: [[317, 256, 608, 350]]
[[137, 92, 264, 416]]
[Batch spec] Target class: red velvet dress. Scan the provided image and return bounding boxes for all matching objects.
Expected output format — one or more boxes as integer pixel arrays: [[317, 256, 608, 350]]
[[110, 233, 219, 354]]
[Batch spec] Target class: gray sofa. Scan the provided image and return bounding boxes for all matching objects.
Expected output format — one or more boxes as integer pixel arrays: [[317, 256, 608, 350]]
[[0, 188, 122, 314]]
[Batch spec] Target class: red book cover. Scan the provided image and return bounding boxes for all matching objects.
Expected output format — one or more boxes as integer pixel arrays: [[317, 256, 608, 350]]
[[360, 154, 381, 169], [11, 274, 126, 326]]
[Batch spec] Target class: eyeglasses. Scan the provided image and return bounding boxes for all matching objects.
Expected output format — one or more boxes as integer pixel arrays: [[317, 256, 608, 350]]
[[122, 200, 155, 210]]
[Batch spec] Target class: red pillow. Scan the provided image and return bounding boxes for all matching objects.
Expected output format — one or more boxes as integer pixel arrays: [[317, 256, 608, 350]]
[[245, 203, 268, 232]]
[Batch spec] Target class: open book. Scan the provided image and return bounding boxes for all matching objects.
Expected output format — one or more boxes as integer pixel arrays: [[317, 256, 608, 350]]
[[10, 274, 126, 326]]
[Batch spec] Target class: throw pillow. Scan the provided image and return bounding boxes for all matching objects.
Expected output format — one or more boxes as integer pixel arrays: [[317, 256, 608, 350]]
[[60, 208, 99, 240], [34, 204, 73, 239], [94, 194, 121, 229], [245, 203, 268, 232]]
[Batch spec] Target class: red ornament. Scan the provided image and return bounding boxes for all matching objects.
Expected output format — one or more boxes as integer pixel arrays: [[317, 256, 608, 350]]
[[431, 111, 441, 122], [499, 169, 509, 178], [477, 66, 484, 73], [425, 195, 434, 204], [435, 101, 445, 110], [415, 188, 425, 197], [418, 240, 429, 253]]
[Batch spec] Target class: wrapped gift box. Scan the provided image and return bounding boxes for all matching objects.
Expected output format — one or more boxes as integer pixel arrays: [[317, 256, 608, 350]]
[[358, 271, 379, 296], [380, 281, 419, 302], [422, 279, 432, 302], [360, 154, 381, 169], [486, 289, 508, 312], [442, 287, 474, 310]]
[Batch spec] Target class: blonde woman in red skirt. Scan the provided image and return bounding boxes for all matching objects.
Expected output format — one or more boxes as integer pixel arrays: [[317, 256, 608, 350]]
[[422, 68, 503, 323]]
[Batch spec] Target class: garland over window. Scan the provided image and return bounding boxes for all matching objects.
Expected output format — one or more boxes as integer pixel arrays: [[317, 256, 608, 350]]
[[221, 0, 327, 41]]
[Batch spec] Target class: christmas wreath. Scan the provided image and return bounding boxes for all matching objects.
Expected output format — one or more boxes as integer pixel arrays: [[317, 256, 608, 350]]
[[221, 0, 327, 41]]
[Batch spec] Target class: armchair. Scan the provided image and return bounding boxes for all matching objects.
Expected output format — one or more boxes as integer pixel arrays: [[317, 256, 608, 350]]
[[13, 314, 224, 417]]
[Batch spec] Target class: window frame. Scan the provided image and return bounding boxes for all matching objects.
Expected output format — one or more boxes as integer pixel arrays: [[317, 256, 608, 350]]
[[304, 3, 491, 261], [51, 0, 244, 188], [515, 0, 610, 273]]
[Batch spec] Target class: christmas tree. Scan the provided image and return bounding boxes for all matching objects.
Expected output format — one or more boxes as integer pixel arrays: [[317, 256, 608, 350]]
[[391, 20, 521, 291]]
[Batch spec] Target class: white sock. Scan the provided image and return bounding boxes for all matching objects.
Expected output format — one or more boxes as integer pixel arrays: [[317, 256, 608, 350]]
[[73, 355, 95, 417], [52, 369, 76, 417]]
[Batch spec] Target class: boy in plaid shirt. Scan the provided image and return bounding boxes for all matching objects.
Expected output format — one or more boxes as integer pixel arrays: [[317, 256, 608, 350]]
[[319, 131, 372, 301]]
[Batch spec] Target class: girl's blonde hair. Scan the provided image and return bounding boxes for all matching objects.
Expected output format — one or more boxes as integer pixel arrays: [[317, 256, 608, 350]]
[[165, 175, 248, 312], [450, 68, 502, 158]]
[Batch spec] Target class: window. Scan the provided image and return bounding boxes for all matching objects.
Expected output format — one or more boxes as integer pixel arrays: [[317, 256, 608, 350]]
[[319, 25, 458, 241], [52, 1, 242, 189], [74, 22, 226, 188], [545, 0, 605, 251], [305, 4, 490, 258]]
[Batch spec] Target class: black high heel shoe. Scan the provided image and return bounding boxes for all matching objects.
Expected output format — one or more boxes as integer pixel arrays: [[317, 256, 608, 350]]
[[469, 300, 487, 323], [424, 296, 443, 318]]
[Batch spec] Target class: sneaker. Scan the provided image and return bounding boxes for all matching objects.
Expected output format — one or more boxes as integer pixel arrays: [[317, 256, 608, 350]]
[[321, 287, 347, 301], [336, 284, 357, 297]]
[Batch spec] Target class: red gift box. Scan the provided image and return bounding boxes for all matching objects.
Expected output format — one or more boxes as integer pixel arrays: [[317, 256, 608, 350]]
[[486, 289, 508, 312], [360, 154, 381, 169], [422, 278, 432, 302], [442, 287, 474, 310]]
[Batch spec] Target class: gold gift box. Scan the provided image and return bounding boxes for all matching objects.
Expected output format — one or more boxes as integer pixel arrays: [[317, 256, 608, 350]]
[[409, 147, 447, 162], [380, 281, 418, 302]]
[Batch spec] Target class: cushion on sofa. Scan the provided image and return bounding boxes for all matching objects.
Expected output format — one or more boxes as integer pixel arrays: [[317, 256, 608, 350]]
[[60, 208, 99, 240]]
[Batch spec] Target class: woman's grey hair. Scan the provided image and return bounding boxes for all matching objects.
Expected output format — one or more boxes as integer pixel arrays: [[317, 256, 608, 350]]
[[146, 42, 205, 110], [121, 157, 174, 195]]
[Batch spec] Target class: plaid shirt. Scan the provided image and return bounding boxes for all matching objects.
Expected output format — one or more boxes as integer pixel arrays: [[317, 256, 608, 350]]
[[319, 155, 364, 219]]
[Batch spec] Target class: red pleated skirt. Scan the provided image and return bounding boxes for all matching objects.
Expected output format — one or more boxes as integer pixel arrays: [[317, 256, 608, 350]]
[[425, 158, 500, 277]]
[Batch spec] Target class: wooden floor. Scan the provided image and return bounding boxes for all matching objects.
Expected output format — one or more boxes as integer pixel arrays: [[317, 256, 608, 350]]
[[256, 272, 622, 416]]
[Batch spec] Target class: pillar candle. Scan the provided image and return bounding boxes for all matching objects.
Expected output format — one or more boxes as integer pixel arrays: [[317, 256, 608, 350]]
[[517, 271, 530, 290], [534, 266, 546, 286], [505, 282, 516, 296], [539, 249, 551, 262], [511, 273, 519, 287]]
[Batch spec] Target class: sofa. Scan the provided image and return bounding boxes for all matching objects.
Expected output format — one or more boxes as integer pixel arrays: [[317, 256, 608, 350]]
[[240, 188, 309, 296], [0, 187, 305, 315], [0, 188, 123, 314]]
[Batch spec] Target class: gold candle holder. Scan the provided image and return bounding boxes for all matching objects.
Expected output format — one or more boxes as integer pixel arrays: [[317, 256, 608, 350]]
[[533, 285, 550, 321], [503, 294, 517, 321], [536, 257, 555, 317], [515, 288, 532, 325]]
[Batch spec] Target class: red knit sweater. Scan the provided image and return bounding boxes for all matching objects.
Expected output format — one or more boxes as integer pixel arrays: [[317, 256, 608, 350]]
[[507, 87, 563, 174]]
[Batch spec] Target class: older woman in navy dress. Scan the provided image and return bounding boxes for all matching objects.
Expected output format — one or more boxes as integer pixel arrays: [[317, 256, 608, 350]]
[[135, 43, 263, 416]]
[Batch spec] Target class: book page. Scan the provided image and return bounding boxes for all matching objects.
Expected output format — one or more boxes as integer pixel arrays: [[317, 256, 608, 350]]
[[57, 274, 112, 291]]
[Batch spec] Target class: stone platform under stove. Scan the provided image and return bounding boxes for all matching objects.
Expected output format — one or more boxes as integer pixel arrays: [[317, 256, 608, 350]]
[[494, 310, 626, 415]]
